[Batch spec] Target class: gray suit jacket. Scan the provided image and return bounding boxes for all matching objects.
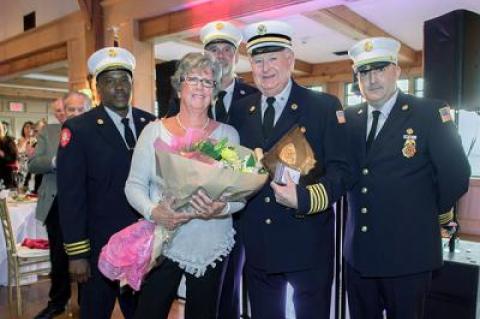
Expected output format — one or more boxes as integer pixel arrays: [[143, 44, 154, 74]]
[[28, 124, 61, 223]]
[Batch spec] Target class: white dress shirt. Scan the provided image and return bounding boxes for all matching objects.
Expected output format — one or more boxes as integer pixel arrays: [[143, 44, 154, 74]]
[[366, 90, 399, 139]]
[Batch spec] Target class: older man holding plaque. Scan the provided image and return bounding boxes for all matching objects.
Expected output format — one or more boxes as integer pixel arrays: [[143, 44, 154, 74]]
[[229, 20, 350, 318]]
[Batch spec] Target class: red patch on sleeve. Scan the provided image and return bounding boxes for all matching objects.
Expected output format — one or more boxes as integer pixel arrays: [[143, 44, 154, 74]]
[[60, 128, 72, 148]]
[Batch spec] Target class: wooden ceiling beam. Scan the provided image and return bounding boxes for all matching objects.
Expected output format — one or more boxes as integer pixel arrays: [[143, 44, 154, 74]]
[[0, 44, 68, 78], [304, 5, 418, 65], [138, 0, 317, 41], [78, 0, 104, 51], [0, 86, 65, 100]]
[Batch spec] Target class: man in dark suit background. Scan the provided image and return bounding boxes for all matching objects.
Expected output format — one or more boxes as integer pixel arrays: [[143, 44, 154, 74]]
[[200, 20, 258, 124], [57, 47, 156, 319], [229, 20, 350, 319], [197, 20, 258, 319], [165, 20, 257, 123], [344, 37, 471, 319], [30, 91, 91, 319]]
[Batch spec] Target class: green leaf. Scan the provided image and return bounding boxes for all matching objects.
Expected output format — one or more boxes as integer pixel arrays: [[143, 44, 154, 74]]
[[245, 154, 256, 167]]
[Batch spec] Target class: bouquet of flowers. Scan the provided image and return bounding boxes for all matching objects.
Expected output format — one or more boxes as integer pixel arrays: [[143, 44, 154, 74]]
[[154, 130, 267, 209], [98, 128, 267, 290]]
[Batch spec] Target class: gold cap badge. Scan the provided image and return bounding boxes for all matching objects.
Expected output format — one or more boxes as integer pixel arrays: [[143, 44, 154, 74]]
[[215, 22, 224, 30], [257, 24, 267, 35], [406, 128, 414, 135], [107, 48, 117, 58], [364, 40, 373, 52]]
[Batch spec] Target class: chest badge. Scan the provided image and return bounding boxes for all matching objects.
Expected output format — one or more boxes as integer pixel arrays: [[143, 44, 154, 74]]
[[97, 119, 104, 125], [336, 110, 346, 124], [402, 128, 417, 158], [291, 103, 298, 111], [60, 128, 72, 148], [249, 105, 256, 114]]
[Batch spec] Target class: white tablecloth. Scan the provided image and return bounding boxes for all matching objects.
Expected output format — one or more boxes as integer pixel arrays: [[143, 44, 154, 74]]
[[0, 200, 48, 286]]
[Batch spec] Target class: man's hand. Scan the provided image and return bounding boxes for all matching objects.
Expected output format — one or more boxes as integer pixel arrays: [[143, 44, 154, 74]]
[[270, 173, 298, 209], [151, 197, 193, 230], [69, 258, 90, 283], [190, 189, 226, 219]]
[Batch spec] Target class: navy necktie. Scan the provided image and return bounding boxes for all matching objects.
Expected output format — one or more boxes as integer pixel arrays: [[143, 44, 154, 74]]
[[263, 97, 276, 139], [215, 91, 227, 122], [366, 110, 381, 152], [121, 118, 136, 149]]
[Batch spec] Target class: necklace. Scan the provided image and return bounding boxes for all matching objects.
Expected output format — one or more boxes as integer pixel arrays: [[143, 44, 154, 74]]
[[176, 114, 210, 132]]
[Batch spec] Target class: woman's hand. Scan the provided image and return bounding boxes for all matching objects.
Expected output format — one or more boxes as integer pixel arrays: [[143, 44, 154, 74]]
[[151, 197, 193, 230], [190, 189, 227, 219]]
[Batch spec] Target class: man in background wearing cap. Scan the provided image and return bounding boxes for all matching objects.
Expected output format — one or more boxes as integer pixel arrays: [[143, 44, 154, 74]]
[[201, 21, 257, 123], [200, 20, 258, 319], [230, 20, 349, 318], [57, 47, 155, 319], [344, 37, 470, 318], [30, 91, 92, 319]]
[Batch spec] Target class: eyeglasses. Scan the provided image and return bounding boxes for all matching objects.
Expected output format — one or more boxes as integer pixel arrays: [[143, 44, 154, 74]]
[[181, 75, 216, 88]]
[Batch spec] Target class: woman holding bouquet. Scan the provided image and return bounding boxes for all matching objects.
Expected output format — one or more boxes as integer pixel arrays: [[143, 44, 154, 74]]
[[125, 52, 245, 319]]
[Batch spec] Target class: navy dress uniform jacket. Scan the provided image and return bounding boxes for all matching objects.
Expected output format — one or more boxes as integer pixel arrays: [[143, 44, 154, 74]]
[[344, 91, 471, 277], [217, 79, 258, 124], [229, 81, 350, 273], [57, 105, 156, 260]]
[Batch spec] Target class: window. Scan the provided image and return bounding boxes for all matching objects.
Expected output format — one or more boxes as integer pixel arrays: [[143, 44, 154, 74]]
[[414, 77, 424, 97], [344, 82, 363, 107], [397, 79, 409, 92], [308, 86, 324, 92]]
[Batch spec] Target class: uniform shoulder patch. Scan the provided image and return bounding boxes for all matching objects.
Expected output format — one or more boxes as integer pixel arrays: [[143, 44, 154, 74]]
[[439, 106, 452, 123], [60, 128, 72, 148], [336, 110, 346, 124]]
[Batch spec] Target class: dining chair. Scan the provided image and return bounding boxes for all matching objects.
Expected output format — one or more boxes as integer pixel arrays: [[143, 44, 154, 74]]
[[0, 197, 50, 316]]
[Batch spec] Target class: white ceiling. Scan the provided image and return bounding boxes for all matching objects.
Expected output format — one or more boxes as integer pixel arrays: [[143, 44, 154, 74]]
[[154, 0, 480, 73]]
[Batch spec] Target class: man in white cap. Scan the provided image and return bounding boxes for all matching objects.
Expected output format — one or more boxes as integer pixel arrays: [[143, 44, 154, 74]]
[[199, 20, 258, 319], [229, 20, 350, 318], [56, 46, 155, 319], [201, 21, 257, 123], [344, 37, 470, 318]]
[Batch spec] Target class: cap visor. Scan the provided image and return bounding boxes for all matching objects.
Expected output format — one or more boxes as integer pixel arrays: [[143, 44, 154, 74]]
[[251, 46, 286, 56], [356, 61, 392, 73]]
